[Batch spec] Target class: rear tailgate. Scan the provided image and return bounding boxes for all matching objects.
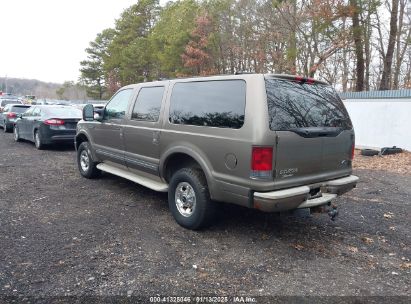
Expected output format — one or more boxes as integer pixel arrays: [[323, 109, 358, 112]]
[[265, 77, 354, 187]]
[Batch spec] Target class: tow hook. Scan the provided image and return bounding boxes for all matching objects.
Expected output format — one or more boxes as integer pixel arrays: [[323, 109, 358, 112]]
[[311, 203, 339, 221], [327, 204, 338, 221]]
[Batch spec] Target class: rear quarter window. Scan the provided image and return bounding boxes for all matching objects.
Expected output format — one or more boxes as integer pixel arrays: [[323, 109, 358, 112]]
[[169, 80, 246, 129], [265, 78, 352, 130]]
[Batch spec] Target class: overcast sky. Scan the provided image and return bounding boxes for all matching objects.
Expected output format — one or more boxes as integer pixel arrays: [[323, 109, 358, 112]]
[[0, 0, 166, 84]]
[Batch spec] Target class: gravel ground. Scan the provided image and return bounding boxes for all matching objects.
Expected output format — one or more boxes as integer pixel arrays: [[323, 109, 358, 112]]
[[0, 131, 410, 301]]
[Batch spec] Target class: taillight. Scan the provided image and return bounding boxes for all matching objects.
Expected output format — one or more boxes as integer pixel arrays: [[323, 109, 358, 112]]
[[7, 112, 17, 118], [251, 146, 273, 179], [44, 119, 65, 126], [294, 75, 315, 84], [350, 143, 355, 160], [306, 78, 315, 84], [295, 75, 304, 82]]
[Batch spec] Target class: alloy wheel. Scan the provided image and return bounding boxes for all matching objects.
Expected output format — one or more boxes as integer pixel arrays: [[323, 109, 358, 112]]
[[175, 182, 197, 217]]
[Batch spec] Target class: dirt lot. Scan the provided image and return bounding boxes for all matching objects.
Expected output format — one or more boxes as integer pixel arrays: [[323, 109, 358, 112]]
[[0, 131, 410, 301]]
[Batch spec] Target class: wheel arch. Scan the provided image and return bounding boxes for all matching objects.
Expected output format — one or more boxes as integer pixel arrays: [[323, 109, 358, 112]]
[[75, 131, 89, 151], [160, 147, 215, 192]]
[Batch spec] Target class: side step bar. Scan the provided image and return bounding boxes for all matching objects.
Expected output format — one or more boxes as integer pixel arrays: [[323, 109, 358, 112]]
[[96, 163, 168, 192]]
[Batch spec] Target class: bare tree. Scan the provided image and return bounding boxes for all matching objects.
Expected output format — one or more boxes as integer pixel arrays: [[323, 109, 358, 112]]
[[379, 0, 399, 90]]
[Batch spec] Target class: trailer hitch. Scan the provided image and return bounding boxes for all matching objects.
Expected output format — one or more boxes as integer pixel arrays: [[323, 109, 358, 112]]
[[327, 204, 339, 221], [311, 203, 339, 221]]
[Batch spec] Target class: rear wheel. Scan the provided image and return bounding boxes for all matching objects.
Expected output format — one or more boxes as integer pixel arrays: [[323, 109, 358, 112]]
[[3, 121, 8, 133], [77, 142, 101, 178], [168, 168, 217, 230], [34, 130, 45, 150], [14, 126, 21, 142]]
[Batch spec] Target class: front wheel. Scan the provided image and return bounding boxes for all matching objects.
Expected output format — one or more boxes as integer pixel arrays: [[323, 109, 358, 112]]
[[168, 168, 217, 230], [77, 142, 101, 178], [14, 126, 21, 142]]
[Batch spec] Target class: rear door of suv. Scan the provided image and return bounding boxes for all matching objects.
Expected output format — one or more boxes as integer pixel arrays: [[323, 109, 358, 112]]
[[122, 83, 168, 176], [265, 76, 354, 188]]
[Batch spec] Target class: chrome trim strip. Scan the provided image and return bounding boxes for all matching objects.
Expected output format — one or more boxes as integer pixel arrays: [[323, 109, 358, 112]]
[[95, 149, 123, 160], [125, 157, 158, 171], [254, 186, 310, 200]]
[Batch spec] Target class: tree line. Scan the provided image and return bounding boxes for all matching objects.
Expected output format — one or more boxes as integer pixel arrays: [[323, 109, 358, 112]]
[[79, 0, 411, 99]]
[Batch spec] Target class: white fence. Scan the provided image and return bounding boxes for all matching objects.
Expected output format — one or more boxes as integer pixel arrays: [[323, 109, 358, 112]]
[[343, 98, 411, 151]]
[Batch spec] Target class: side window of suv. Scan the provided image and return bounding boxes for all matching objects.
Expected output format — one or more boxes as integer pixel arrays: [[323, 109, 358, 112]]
[[169, 80, 246, 129], [131, 86, 165, 122], [104, 89, 133, 120]]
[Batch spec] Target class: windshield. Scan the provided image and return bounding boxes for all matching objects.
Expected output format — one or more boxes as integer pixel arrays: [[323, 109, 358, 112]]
[[42, 107, 82, 118], [265, 78, 352, 131]]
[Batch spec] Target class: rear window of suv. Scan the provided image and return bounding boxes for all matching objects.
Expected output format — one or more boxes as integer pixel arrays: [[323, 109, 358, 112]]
[[265, 78, 352, 131], [169, 80, 246, 129]]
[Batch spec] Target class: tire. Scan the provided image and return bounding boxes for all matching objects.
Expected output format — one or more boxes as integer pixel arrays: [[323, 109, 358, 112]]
[[381, 147, 402, 155], [34, 130, 45, 150], [361, 149, 379, 156], [168, 168, 217, 230], [77, 142, 101, 178], [14, 125, 21, 142], [3, 122, 8, 133]]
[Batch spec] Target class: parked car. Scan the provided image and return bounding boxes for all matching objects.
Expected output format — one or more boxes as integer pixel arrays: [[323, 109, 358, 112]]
[[14, 105, 82, 149], [75, 74, 358, 230], [0, 97, 22, 112], [73, 103, 106, 111], [0, 104, 31, 132]]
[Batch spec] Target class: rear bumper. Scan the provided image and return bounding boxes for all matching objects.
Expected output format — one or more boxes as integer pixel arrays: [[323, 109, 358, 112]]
[[50, 134, 75, 142], [253, 175, 358, 212], [4, 121, 14, 129], [39, 126, 76, 144]]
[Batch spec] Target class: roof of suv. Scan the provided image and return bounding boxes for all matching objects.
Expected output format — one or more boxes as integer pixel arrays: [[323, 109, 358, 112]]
[[122, 73, 329, 89]]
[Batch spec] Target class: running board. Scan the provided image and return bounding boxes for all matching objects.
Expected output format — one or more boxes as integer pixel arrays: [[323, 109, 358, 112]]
[[96, 163, 168, 192]]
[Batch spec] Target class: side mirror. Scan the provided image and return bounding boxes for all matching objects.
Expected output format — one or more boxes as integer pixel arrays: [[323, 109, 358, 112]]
[[82, 104, 94, 121], [94, 108, 104, 121]]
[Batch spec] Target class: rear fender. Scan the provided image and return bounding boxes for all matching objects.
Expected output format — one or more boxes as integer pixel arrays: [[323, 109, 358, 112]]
[[160, 145, 215, 195]]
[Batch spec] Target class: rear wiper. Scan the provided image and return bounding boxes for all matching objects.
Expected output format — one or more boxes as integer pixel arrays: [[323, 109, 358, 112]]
[[289, 127, 343, 138]]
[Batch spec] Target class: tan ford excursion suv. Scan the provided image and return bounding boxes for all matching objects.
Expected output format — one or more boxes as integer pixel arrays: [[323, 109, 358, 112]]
[[75, 74, 358, 230]]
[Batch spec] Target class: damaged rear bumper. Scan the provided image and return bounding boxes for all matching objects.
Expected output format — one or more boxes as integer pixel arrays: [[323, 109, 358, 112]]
[[253, 175, 359, 212]]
